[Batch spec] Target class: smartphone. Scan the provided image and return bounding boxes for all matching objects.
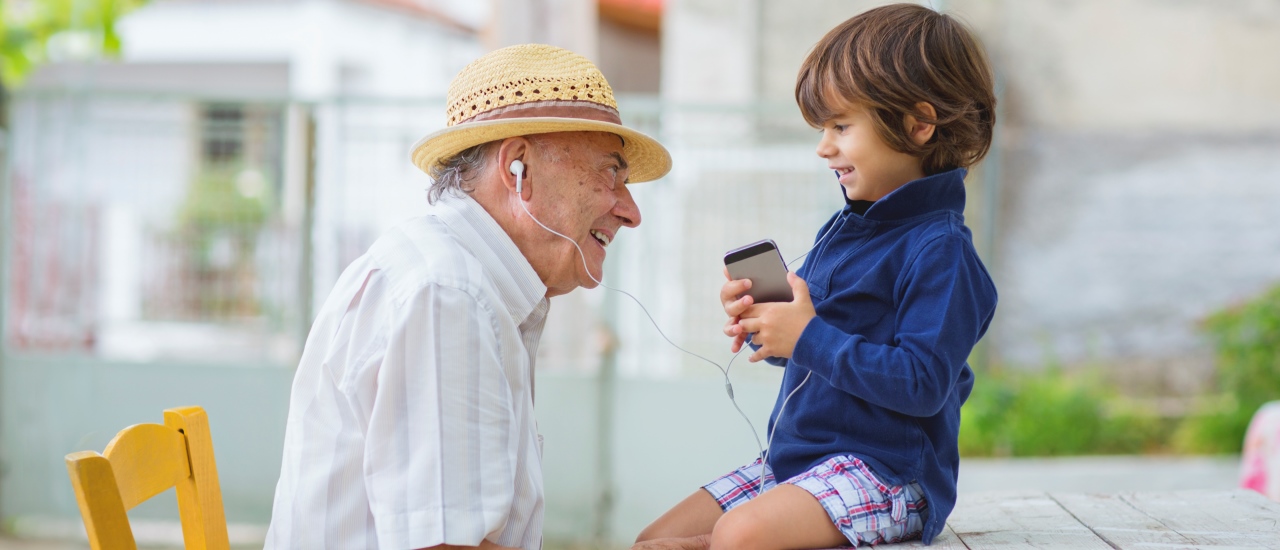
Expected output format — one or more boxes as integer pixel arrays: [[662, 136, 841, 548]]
[[724, 239, 793, 303]]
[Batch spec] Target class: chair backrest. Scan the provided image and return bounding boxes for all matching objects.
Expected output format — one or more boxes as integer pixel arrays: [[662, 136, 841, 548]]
[[65, 406, 230, 550]]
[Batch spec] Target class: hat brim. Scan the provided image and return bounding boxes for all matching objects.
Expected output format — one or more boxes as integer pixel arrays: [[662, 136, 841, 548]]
[[411, 117, 672, 183]]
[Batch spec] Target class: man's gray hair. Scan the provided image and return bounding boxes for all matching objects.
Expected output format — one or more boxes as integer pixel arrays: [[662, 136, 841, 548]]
[[426, 135, 566, 204], [427, 140, 498, 204]]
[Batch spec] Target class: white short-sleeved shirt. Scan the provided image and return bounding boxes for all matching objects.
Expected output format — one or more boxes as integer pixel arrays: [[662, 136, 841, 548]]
[[265, 192, 550, 550]]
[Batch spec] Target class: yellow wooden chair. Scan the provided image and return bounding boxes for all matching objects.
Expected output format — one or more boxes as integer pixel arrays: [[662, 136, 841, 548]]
[[65, 406, 230, 550]]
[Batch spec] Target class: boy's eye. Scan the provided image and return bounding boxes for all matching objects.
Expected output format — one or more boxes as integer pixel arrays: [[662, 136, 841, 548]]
[[833, 124, 847, 133]]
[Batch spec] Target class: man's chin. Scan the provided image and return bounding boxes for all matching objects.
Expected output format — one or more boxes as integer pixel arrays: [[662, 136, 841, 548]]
[[580, 265, 604, 288]]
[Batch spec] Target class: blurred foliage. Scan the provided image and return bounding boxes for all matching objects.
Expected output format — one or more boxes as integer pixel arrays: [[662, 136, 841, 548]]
[[960, 366, 1174, 457], [1, 0, 149, 85], [964, 282, 1280, 457], [178, 167, 271, 236], [172, 167, 273, 317], [1173, 283, 1280, 453]]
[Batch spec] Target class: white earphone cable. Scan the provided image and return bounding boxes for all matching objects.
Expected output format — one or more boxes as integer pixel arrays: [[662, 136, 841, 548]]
[[515, 166, 768, 458], [744, 215, 845, 492], [513, 163, 847, 494]]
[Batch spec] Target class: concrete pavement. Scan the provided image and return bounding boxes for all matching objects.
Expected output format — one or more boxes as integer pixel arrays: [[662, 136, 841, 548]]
[[0, 455, 1249, 549]]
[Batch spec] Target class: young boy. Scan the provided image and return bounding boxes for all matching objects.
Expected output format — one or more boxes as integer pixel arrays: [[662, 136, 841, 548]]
[[634, 4, 998, 549]]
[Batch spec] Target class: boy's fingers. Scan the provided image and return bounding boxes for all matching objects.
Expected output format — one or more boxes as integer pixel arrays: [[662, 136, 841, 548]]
[[788, 272, 812, 304], [725, 296, 753, 317], [722, 317, 741, 337], [719, 279, 752, 307], [738, 303, 768, 320]]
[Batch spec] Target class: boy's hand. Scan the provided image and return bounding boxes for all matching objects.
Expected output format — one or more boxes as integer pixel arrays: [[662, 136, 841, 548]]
[[737, 272, 815, 362], [721, 268, 754, 353]]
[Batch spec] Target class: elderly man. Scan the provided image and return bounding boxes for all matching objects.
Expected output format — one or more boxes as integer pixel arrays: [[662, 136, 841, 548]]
[[265, 44, 670, 550]]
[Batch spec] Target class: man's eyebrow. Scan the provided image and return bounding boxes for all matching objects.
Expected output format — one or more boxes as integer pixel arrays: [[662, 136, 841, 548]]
[[608, 151, 629, 170]]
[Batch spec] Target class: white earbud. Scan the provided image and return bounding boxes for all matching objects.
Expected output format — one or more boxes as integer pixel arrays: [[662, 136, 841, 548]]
[[510, 159, 525, 193]]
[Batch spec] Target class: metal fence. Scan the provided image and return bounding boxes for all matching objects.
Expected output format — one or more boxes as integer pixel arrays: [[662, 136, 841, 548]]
[[2, 90, 995, 378], [5, 93, 304, 363]]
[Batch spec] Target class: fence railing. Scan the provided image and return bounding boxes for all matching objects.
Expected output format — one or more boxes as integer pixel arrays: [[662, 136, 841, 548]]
[[2, 90, 994, 377]]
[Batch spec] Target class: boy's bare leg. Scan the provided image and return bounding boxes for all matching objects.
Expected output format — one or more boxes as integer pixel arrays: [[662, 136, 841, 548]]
[[634, 489, 723, 542], [710, 484, 847, 550], [629, 534, 712, 550]]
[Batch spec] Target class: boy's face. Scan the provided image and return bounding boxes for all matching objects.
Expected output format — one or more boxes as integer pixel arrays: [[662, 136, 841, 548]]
[[816, 104, 926, 202]]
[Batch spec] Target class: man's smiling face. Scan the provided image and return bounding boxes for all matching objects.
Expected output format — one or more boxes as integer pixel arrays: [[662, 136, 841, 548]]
[[521, 131, 640, 296]]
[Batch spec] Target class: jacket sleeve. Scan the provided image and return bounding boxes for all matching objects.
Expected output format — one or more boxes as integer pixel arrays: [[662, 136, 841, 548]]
[[789, 234, 996, 417]]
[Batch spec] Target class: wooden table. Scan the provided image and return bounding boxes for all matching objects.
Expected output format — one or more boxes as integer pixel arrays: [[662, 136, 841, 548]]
[[895, 490, 1280, 549]]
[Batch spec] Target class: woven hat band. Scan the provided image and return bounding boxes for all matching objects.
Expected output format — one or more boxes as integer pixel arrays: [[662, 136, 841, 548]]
[[463, 99, 622, 126]]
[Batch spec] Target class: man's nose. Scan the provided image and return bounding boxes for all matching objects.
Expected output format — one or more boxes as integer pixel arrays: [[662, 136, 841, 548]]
[[613, 184, 642, 228]]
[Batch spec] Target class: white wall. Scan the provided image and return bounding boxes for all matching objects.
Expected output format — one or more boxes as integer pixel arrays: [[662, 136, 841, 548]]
[[117, 0, 482, 100], [489, 0, 598, 61]]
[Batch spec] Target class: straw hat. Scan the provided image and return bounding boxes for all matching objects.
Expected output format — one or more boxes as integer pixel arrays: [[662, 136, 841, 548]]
[[411, 44, 672, 183]]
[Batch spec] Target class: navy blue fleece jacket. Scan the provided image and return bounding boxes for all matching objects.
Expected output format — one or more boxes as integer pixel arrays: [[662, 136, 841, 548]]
[[763, 168, 997, 545]]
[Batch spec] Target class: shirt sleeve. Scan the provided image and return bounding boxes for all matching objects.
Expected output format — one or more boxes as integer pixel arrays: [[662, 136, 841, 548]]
[[363, 282, 518, 549], [790, 235, 997, 417]]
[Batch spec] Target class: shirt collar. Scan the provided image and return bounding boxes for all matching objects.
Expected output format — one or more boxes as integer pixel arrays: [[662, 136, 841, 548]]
[[861, 167, 968, 221], [430, 191, 548, 326]]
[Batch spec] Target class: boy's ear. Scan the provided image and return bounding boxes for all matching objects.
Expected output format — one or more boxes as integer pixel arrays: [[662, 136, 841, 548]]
[[904, 102, 937, 147]]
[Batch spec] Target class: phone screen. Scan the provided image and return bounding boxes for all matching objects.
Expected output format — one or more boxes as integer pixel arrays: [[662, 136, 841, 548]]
[[724, 239, 793, 303]]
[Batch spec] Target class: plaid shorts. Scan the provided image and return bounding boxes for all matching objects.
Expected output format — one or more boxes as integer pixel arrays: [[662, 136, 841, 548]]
[[702, 455, 928, 547]]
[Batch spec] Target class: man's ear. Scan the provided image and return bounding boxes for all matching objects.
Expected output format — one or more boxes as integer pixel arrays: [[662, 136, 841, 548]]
[[497, 137, 531, 199], [904, 102, 937, 147]]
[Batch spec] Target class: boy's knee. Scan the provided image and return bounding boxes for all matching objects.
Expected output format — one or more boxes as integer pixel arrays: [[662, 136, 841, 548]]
[[634, 523, 665, 544], [710, 508, 767, 550], [635, 520, 693, 544]]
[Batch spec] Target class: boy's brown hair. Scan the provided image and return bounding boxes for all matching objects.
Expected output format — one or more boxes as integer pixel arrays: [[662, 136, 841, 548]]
[[796, 3, 996, 176]]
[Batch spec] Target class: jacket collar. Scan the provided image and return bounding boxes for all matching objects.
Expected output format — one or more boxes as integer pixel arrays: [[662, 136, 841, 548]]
[[858, 167, 968, 222]]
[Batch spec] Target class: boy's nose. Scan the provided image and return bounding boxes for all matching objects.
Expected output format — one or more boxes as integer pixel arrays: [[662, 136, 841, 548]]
[[815, 131, 836, 158]]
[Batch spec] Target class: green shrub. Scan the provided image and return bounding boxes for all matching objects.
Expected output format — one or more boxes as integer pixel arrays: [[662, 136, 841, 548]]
[[960, 367, 1171, 456], [1174, 283, 1280, 453], [962, 283, 1280, 457]]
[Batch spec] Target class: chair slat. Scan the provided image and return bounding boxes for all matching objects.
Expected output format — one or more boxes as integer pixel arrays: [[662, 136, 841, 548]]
[[103, 423, 191, 510], [167, 406, 231, 550], [66, 451, 138, 550]]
